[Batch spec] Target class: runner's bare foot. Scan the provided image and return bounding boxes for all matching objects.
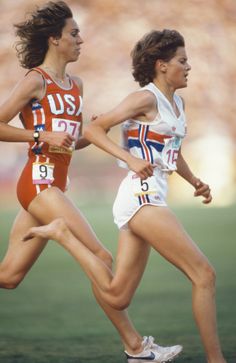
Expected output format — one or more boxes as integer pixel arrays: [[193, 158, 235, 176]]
[[22, 217, 68, 242]]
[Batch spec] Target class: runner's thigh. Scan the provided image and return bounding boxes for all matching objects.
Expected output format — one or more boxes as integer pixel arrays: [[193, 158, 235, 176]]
[[28, 187, 110, 256], [129, 205, 212, 281]]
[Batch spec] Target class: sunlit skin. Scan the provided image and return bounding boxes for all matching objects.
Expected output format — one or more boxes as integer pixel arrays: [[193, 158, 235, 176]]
[[53, 18, 83, 65], [40, 18, 84, 90], [162, 47, 191, 90], [151, 47, 191, 110]]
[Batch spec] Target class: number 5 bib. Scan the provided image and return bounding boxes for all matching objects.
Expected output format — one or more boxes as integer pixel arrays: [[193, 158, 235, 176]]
[[132, 175, 159, 196]]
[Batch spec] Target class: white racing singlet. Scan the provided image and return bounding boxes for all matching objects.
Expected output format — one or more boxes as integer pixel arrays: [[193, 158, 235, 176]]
[[113, 82, 187, 229]]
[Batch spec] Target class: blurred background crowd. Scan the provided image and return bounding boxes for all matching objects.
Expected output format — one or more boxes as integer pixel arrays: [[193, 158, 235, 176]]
[[0, 0, 235, 208]]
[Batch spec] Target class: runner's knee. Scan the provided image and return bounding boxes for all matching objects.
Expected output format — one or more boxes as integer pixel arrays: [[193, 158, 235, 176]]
[[192, 262, 216, 290], [109, 294, 132, 310], [0, 271, 24, 289], [105, 284, 132, 310]]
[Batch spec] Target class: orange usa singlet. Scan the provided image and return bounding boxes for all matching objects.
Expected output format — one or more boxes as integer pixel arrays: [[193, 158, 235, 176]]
[[17, 67, 83, 210]]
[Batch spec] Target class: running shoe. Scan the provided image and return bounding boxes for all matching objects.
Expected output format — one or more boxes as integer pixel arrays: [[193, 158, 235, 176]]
[[125, 336, 183, 362]]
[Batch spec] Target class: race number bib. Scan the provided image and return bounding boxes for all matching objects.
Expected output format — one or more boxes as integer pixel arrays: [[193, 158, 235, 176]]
[[32, 162, 55, 185], [132, 175, 158, 196], [162, 136, 182, 171], [49, 118, 80, 154]]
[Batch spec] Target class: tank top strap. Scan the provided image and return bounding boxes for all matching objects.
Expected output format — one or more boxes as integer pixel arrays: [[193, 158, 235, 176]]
[[173, 94, 184, 110], [33, 67, 63, 89], [30, 67, 75, 90]]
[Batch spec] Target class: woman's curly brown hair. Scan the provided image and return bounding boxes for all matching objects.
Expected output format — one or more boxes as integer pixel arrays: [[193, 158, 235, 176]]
[[131, 29, 185, 87], [14, 1, 73, 69]]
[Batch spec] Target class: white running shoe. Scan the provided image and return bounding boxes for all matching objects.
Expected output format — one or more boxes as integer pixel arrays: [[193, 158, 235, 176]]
[[124, 336, 183, 363]]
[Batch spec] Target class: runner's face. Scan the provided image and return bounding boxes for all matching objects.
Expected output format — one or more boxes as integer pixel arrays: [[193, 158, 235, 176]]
[[165, 47, 191, 90], [57, 18, 83, 62]]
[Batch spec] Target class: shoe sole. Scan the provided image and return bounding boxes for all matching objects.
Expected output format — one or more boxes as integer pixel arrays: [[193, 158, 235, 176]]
[[127, 348, 182, 363]]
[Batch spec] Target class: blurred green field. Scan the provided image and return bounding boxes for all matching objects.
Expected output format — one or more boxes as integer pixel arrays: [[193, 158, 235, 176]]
[[0, 202, 235, 363]]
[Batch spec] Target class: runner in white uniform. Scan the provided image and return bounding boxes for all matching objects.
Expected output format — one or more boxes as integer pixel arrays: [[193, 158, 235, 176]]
[[113, 82, 186, 229], [24, 29, 227, 363]]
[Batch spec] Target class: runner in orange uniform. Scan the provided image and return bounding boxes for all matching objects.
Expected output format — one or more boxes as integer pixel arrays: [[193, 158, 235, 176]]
[[17, 67, 82, 209]]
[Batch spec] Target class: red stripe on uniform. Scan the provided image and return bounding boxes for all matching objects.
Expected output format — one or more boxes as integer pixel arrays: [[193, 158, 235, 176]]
[[146, 131, 171, 143], [127, 129, 139, 138]]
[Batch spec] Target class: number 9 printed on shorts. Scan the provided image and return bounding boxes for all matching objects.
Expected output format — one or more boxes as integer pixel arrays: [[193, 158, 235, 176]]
[[32, 162, 55, 185]]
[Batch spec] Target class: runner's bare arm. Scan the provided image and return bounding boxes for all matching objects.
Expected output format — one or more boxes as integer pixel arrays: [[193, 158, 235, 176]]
[[0, 72, 74, 148]]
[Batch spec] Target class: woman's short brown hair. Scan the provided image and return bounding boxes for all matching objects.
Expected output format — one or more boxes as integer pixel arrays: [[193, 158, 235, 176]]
[[131, 29, 185, 87]]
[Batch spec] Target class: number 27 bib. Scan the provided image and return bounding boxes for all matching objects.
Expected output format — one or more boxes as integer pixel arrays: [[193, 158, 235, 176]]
[[49, 118, 81, 154]]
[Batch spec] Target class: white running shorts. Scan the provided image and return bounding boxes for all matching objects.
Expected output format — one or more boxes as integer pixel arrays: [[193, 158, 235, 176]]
[[113, 168, 168, 229]]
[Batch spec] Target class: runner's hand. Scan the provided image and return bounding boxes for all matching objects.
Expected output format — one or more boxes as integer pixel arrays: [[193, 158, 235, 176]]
[[127, 155, 156, 180], [193, 178, 212, 204], [41, 131, 75, 148]]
